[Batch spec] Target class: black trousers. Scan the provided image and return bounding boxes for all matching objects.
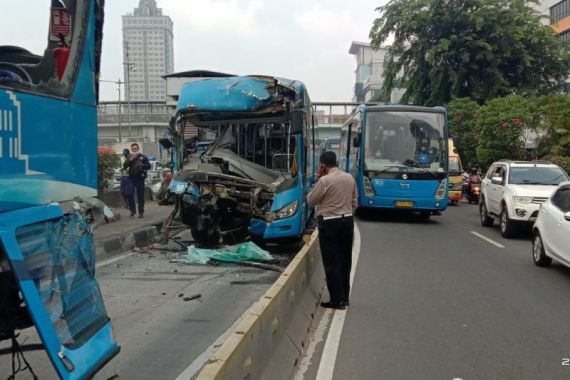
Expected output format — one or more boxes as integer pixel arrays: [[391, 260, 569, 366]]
[[318, 216, 354, 304], [125, 177, 145, 216]]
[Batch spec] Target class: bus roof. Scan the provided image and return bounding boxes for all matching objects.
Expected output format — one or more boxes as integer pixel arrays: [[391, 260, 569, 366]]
[[176, 75, 307, 116], [360, 104, 446, 114]]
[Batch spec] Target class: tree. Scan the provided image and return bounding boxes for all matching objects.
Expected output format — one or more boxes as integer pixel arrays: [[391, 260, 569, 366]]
[[531, 95, 570, 172], [447, 98, 480, 167], [97, 147, 119, 194], [370, 0, 570, 106], [476, 95, 533, 166]]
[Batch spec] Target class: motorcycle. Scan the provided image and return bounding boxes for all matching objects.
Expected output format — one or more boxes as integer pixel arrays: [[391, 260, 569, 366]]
[[465, 180, 481, 204]]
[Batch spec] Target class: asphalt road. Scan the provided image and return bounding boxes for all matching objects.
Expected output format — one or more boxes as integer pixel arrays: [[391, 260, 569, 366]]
[[326, 203, 570, 380], [0, 237, 293, 380]]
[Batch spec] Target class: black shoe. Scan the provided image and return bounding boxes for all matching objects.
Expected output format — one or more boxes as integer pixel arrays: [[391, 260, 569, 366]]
[[340, 301, 350, 307], [320, 301, 346, 310], [130, 212, 136, 217], [139, 214, 144, 218]]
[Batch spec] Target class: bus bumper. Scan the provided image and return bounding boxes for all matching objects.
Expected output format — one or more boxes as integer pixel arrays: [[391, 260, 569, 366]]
[[249, 212, 303, 240], [358, 196, 448, 212]]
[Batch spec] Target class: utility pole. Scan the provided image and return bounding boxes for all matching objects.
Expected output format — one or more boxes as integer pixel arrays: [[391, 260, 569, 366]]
[[100, 79, 124, 142], [124, 41, 136, 143]]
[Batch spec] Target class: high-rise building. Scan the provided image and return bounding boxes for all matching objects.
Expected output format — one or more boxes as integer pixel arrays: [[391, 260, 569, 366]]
[[122, 0, 174, 101]]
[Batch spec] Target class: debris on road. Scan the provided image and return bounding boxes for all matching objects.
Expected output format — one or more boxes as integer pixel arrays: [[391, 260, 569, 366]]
[[182, 294, 202, 302], [173, 242, 274, 265]]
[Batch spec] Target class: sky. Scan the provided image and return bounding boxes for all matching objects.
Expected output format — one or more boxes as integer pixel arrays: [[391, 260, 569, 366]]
[[0, 0, 386, 102]]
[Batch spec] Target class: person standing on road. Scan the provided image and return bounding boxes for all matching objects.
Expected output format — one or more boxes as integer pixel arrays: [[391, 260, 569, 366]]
[[308, 151, 357, 310], [123, 143, 151, 218]]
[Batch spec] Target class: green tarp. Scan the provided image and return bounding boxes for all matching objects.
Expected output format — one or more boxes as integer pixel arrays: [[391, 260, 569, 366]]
[[175, 242, 273, 265]]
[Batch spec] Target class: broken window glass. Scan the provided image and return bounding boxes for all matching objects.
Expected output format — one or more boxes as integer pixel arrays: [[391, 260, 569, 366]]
[[16, 213, 110, 350]]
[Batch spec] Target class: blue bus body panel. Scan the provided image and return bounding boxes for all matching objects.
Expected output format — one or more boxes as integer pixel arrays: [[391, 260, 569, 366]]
[[0, 2, 119, 378], [0, 204, 120, 380], [0, 0, 98, 214], [176, 76, 296, 113], [359, 178, 447, 211], [248, 178, 306, 239]]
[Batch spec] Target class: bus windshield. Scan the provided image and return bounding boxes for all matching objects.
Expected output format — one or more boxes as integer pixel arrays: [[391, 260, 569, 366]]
[[364, 111, 446, 174]]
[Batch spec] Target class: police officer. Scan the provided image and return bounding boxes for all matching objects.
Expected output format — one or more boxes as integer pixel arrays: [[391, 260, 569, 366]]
[[123, 143, 151, 218], [308, 151, 357, 310]]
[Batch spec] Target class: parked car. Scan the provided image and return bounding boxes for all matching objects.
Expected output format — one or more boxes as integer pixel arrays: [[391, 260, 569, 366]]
[[146, 160, 170, 186], [532, 181, 570, 267], [479, 160, 569, 237]]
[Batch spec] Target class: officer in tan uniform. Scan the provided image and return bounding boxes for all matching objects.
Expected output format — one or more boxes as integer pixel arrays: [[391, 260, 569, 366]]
[[308, 151, 357, 310]]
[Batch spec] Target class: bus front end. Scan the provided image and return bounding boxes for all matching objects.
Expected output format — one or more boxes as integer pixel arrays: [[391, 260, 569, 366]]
[[357, 107, 448, 215]]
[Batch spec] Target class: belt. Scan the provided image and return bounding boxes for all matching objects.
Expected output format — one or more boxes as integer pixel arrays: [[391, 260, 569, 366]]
[[319, 213, 352, 221]]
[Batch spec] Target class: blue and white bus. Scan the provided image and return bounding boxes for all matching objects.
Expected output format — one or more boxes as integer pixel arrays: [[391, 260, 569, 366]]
[[0, 2, 119, 378], [165, 75, 316, 244], [340, 105, 449, 218]]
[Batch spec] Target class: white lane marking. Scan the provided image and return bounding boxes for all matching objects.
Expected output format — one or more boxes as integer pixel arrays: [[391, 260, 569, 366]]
[[95, 251, 138, 269], [315, 223, 362, 380], [293, 308, 333, 379], [470, 231, 505, 249]]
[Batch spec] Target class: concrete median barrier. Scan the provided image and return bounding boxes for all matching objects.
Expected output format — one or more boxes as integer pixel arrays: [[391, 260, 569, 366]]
[[196, 230, 325, 380]]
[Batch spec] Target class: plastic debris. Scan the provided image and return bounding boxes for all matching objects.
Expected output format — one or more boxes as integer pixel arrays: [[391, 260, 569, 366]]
[[175, 242, 273, 265]]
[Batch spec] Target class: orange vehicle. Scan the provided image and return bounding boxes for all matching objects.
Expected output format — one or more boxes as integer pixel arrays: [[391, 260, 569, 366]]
[[448, 139, 463, 205]]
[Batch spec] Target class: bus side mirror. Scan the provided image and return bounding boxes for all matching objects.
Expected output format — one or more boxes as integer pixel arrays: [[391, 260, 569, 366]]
[[353, 135, 361, 148]]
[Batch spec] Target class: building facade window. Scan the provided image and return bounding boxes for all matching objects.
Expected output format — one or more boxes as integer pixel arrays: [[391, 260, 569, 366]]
[[551, 0, 570, 23]]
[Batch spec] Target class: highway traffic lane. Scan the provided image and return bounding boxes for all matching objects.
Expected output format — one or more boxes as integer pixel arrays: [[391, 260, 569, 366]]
[[332, 205, 570, 380], [0, 250, 280, 380]]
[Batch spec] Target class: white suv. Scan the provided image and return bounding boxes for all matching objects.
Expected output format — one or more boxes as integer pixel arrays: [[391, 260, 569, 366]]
[[479, 160, 569, 238]]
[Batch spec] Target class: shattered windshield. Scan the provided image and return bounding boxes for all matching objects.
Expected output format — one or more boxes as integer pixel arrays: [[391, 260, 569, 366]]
[[197, 121, 297, 175], [364, 111, 446, 174], [16, 214, 110, 350]]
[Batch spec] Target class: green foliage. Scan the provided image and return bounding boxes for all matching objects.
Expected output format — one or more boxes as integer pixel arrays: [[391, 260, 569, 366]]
[[97, 147, 119, 193], [476, 95, 533, 166], [370, 0, 570, 106], [447, 98, 481, 167], [530, 95, 570, 172]]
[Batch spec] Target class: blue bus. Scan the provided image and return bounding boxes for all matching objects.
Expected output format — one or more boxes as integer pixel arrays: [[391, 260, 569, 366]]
[[0, 1, 119, 378], [340, 105, 449, 218], [165, 75, 316, 244]]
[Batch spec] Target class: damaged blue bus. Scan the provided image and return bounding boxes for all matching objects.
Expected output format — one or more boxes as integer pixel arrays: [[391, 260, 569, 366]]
[[164, 76, 316, 244], [0, 1, 119, 379], [340, 105, 449, 218]]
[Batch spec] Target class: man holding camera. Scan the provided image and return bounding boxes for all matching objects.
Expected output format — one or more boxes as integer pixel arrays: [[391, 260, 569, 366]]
[[308, 151, 357, 310], [123, 143, 151, 218]]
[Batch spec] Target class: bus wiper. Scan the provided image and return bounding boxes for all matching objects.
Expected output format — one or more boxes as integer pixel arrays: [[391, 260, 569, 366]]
[[413, 168, 440, 179], [369, 165, 406, 175]]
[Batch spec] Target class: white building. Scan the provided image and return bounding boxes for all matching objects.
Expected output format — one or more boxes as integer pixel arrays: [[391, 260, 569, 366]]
[[122, 0, 174, 102], [349, 41, 404, 104]]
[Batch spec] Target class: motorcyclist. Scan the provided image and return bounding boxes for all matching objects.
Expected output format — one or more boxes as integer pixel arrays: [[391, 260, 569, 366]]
[[469, 167, 481, 184]]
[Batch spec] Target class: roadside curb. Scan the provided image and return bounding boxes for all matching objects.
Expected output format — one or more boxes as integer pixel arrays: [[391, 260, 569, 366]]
[[93, 214, 168, 262]]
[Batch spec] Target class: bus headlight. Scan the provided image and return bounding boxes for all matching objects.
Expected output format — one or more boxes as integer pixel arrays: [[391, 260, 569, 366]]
[[435, 179, 447, 200], [364, 177, 375, 196], [265, 200, 298, 222]]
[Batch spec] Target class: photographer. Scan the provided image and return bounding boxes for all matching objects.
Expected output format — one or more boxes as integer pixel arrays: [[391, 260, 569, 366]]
[[122, 143, 151, 218]]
